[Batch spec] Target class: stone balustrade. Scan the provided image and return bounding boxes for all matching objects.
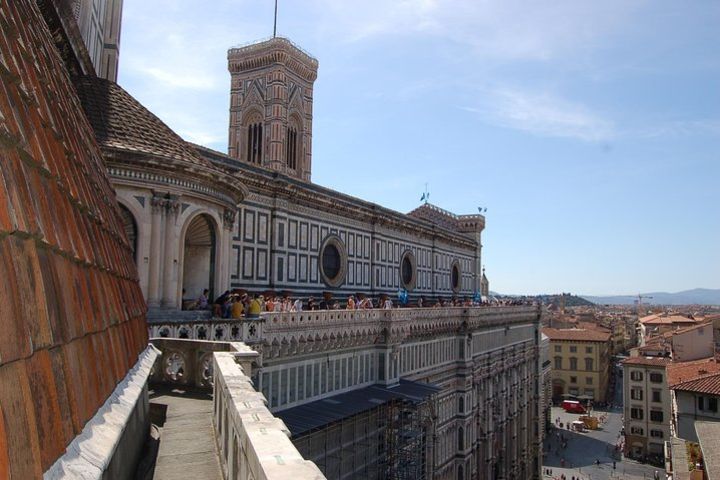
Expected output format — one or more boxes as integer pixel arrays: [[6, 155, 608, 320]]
[[149, 305, 539, 349], [149, 338, 260, 389], [213, 352, 325, 479]]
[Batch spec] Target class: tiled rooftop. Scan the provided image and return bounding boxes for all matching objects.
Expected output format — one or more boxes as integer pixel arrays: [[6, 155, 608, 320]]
[[0, 1, 147, 475], [672, 373, 720, 396], [622, 356, 671, 367], [74, 76, 212, 169], [541, 328, 612, 342], [639, 313, 699, 325], [667, 357, 720, 388]]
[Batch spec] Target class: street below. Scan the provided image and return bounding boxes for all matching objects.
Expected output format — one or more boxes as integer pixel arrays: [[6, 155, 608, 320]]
[[542, 369, 663, 480]]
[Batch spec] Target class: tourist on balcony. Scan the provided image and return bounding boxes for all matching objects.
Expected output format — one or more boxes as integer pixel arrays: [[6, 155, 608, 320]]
[[221, 295, 233, 318], [230, 296, 243, 319], [247, 293, 262, 318], [347, 296, 356, 310], [292, 297, 303, 312], [197, 289, 209, 309], [213, 290, 231, 317], [308, 297, 317, 310], [383, 297, 393, 309], [265, 296, 275, 312]]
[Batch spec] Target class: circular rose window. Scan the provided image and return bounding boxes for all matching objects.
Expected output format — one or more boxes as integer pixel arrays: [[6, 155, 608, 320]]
[[399, 250, 416, 291], [319, 236, 347, 287], [451, 260, 461, 293]]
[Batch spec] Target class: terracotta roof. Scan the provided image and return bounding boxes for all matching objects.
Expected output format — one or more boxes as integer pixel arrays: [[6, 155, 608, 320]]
[[667, 358, 720, 387], [639, 314, 699, 325], [541, 328, 611, 342], [672, 372, 720, 396], [0, 4, 148, 475], [74, 76, 212, 168], [622, 356, 671, 367]]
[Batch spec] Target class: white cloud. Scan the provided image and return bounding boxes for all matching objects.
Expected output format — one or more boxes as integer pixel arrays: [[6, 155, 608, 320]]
[[463, 88, 615, 142], [313, 0, 646, 62]]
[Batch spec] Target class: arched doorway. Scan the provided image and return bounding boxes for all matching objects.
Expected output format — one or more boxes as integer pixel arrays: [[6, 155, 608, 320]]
[[118, 204, 138, 263], [182, 214, 216, 303]]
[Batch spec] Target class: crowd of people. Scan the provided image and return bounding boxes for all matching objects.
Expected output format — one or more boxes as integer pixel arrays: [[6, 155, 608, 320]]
[[184, 288, 535, 319]]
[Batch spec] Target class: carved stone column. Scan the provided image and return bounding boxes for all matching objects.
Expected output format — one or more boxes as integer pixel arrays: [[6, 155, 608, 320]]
[[218, 207, 237, 294], [161, 195, 180, 308], [147, 193, 165, 307]]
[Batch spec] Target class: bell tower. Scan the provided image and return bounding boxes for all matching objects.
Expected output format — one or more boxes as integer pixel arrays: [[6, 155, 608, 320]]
[[227, 37, 318, 182]]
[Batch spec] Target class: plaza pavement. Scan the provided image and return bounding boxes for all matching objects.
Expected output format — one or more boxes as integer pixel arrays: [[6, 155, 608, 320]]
[[542, 374, 663, 480]]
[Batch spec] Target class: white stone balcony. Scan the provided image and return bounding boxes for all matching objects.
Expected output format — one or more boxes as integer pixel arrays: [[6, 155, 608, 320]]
[[148, 339, 325, 480]]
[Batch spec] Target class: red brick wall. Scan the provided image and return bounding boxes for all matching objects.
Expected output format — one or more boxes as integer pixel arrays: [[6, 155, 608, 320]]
[[0, 0, 148, 476]]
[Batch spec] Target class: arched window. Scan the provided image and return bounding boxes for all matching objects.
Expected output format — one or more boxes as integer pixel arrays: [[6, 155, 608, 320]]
[[245, 114, 263, 164], [457, 427, 464, 451], [286, 126, 296, 169], [285, 123, 298, 170], [458, 395, 465, 414]]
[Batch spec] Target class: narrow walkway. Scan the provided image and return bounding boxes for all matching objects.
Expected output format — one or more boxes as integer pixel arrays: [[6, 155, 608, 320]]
[[151, 388, 223, 480]]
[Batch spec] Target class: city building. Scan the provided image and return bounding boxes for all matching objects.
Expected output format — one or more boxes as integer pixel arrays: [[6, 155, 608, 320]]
[[540, 333, 552, 439], [542, 328, 612, 403], [1, 1, 544, 479], [621, 356, 672, 461], [668, 358, 720, 442], [671, 322, 714, 362], [639, 314, 700, 346]]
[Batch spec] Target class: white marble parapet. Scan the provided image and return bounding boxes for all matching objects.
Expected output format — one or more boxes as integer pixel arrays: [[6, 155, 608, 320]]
[[149, 305, 539, 347], [44, 344, 161, 479], [213, 352, 325, 480]]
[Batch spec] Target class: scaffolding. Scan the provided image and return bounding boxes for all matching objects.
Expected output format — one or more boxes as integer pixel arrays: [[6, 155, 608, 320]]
[[383, 395, 436, 480], [283, 380, 438, 479]]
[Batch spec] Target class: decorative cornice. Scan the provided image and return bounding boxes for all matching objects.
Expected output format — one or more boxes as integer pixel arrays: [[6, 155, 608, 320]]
[[228, 37, 318, 82], [108, 165, 240, 208]]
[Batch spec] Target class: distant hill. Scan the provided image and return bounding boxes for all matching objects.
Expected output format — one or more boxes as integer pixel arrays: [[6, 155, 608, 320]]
[[582, 288, 720, 306], [540, 294, 595, 307], [490, 292, 595, 307]]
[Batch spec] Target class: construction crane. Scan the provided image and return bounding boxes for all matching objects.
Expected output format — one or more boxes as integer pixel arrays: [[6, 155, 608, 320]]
[[619, 294, 654, 316]]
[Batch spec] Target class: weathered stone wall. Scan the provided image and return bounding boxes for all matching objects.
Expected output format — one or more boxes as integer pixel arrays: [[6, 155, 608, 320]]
[[0, 0, 147, 476]]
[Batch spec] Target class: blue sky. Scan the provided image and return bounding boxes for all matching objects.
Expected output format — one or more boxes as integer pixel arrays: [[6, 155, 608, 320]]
[[118, 0, 720, 296]]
